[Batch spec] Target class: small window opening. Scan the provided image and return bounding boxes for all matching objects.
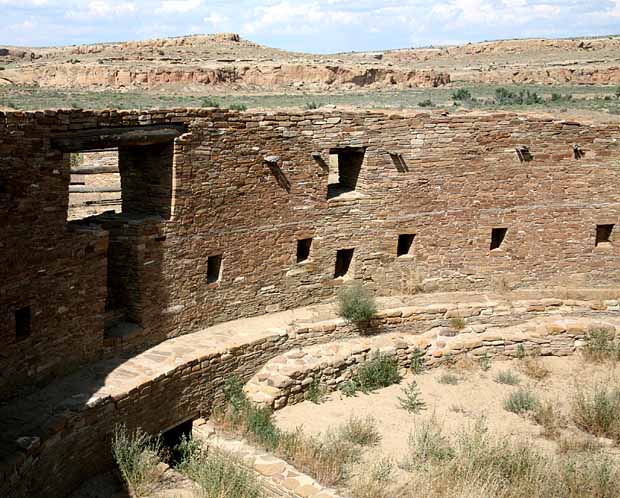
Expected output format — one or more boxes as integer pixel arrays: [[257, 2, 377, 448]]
[[297, 238, 313, 263], [515, 146, 533, 163], [327, 147, 366, 198], [207, 254, 223, 284], [67, 150, 121, 221], [397, 234, 415, 256], [15, 306, 31, 341], [573, 144, 585, 160], [596, 224, 614, 247], [335, 248, 354, 278], [490, 228, 508, 250]]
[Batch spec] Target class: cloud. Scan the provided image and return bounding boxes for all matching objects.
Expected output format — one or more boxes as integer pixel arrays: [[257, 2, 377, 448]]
[[156, 0, 202, 14], [66, 1, 137, 20]]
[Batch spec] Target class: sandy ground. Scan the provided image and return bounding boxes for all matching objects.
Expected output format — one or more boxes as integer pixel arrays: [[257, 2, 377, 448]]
[[274, 356, 620, 460]]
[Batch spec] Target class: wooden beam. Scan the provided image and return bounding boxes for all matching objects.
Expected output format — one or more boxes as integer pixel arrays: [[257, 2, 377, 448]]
[[51, 124, 187, 152]]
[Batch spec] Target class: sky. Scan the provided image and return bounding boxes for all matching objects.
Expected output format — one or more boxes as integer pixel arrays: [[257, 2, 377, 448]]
[[1, 0, 619, 53]]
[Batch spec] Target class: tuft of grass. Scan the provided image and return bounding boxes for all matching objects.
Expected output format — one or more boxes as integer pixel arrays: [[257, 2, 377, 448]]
[[516, 343, 526, 359], [479, 353, 492, 372], [571, 384, 620, 443], [305, 378, 326, 404], [448, 316, 465, 330], [405, 419, 454, 468], [338, 416, 382, 446], [228, 103, 247, 111], [410, 347, 426, 374], [532, 399, 565, 439], [583, 329, 619, 363], [437, 372, 460, 385], [337, 282, 377, 324], [175, 436, 262, 498], [418, 99, 433, 107], [111, 424, 162, 497], [349, 458, 394, 498], [398, 380, 426, 414], [504, 388, 539, 415], [495, 370, 521, 385], [452, 88, 472, 102], [304, 101, 321, 110]]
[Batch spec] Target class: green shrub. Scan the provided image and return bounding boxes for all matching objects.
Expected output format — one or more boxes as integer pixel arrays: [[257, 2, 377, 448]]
[[338, 416, 381, 446], [532, 399, 565, 439], [228, 103, 247, 111], [452, 88, 472, 101], [448, 317, 465, 330], [583, 329, 619, 362], [305, 378, 326, 404], [111, 424, 162, 497], [418, 99, 433, 107], [479, 353, 492, 371], [339, 379, 359, 397], [504, 388, 539, 414], [495, 87, 543, 105], [615, 87, 620, 99], [201, 97, 220, 108], [410, 347, 426, 374], [398, 380, 426, 413], [571, 385, 620, 442], [337, 282, 377, 323], [495, 370, 520, 385], [405, 419, 454, 467], [305, 101, 320, 110], [437, 372, 460, 385], [176, 436, 262, 498], [516, 343, 526, 359], [355, 354, 400, 393]]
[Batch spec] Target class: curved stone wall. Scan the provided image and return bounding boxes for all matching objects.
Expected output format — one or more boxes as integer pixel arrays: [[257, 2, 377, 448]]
[[1, 292, 618, 497]]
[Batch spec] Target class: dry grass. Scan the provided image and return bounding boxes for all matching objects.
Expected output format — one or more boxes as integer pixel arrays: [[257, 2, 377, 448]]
[[571, 384, 620, 443], [518, 357, 550, 380]]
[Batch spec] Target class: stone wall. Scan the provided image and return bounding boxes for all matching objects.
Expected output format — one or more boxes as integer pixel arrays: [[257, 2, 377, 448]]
[[2, 108, 620, 398]]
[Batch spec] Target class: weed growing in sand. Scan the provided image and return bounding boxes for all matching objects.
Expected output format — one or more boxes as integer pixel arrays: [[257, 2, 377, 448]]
[[175, 436, 262, 498], [305, 378, 326, 404], [504, 388, 539, 414], [338, 416, 382, 446], [398, 380, 427, 414], [583, 329, 619, 363], [518, 356, 550, 380], [448, 317, 465, 330], [111, 424, 163, 497], [410, 347, 426, 374], [437, 372, 460, 385], [571, 384, 620, 443], [479, 353, 492, 371], [495, 370, 521, 385], [339, 354, 401, 396], [337, 282, 377, 324], [532, 399, 566, 439]]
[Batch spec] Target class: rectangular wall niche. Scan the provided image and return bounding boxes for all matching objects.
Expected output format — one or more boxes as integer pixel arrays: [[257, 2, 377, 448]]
[[15, 306, 31, 341], [397, 234, 416, 256], [297, 238, 313, 263], [596, 224, 614, 247], [327, 147, 366, 199], [335, 248, 355, 278], [207, 254, 223, 284], [490, 228, 508, 250]]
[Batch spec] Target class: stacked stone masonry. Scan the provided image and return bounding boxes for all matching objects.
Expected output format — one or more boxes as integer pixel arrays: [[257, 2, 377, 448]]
[[2, 106, 620, 496]]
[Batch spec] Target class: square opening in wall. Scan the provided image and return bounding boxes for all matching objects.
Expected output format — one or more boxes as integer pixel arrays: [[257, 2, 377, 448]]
[[490, 228, 508, 250], [397, 234, 416, 256], [596, 224, 614, 247], [15, 306, 31, 341], [297, 238, 313, 263], [327, 147, 366, 199], [207, 255, 223, 284], [335, 248, 354, 278]]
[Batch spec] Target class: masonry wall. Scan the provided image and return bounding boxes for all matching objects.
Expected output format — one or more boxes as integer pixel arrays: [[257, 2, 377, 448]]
[[1, 108, 620, 398]]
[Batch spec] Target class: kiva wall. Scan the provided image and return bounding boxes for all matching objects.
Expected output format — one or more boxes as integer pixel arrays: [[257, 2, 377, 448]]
[[1, 108, 620, 398]]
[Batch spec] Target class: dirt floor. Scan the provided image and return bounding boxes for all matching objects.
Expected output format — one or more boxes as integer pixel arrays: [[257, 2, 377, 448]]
[[275, 355, 620, 461]]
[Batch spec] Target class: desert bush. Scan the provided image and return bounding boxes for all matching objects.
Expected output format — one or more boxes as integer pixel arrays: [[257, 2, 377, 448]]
[[479, 353, 492, 371], [495, 87, 543, 105], [349, 458, 395, 498], [532, 399, 565, 439], [176, 436, 262, 498], [111, 424, 163, 497], [557, 433, 602, 454], [305, 378, 326, 404], [341, 354, 400, 395], [338, 415, 381, 446], [571, 384, 620, 442], [518, 356, 550, 380], [418, 99, 433, 107], [201, 97, 220, 108], [337, 282, 377, 324], [405, 419, 454, 468], [495, 370, 521, 385], [305, 101, 320, 109], [516, 343, 526, 359], [583, 329, 619, 362], [504, 388, 539, 414], [398, 380, 426, 413], [452, 88, 472, 101], [437, 372, 460, 385], [228, 103, 247, 111], [410, 347, 426, 374]]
